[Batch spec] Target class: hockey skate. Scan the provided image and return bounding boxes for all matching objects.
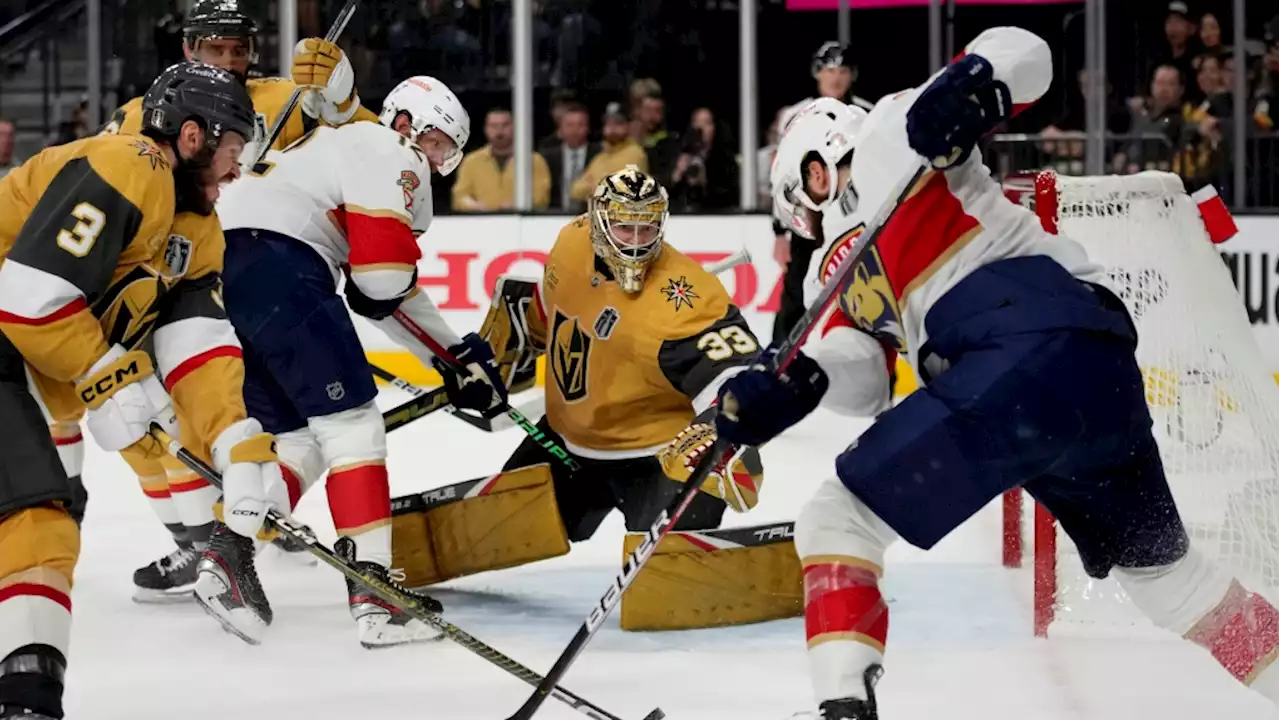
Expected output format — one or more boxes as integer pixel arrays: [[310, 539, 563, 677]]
[[788, 665, 883, 720], [0, 708, 57, 720], [194, 522, 272, 645], [132, 544, 200, 603], [334, 537, 444, 649], [266, 533, 318, 567]]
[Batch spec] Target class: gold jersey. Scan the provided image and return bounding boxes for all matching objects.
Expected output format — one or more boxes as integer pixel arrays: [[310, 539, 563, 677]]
[[538, 217, 759, 455], [0, 135, 245, 458], [102, 76, 379, 154]]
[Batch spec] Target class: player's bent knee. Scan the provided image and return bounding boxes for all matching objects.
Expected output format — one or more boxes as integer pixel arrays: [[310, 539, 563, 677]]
[[0, 506, 81, 589], [308, 401, 387, 468], [275, 428, 324, 499], [1112, 545, 1231, 634], [795, 476, 896, 568]]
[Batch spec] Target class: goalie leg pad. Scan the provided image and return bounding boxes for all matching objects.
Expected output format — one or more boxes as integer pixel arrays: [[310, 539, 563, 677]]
[[619, 521, 803, 631], [391, 463, 568, 587]]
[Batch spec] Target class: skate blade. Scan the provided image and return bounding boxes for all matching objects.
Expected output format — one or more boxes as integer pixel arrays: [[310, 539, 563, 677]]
[[194, 574, 268, 646], [357, 616, 445, 649], [359, 631, 446, 650], [131, 585, 197, 604]]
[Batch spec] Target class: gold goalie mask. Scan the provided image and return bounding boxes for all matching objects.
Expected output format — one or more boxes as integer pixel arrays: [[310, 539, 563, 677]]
[[589, 166, 670, 293]]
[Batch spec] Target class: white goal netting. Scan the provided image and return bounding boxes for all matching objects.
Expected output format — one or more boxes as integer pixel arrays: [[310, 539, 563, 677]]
[[1039, 171, 1279, 633]]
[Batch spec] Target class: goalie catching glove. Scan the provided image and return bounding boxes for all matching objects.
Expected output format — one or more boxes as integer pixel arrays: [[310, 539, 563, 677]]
[[214, 418, 291, 538], [76, 344, 178, 454], [658, 416, 764, 513], [433, 333, 509, 416]]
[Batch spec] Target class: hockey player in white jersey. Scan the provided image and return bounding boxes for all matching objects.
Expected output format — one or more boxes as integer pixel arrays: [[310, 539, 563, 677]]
[[719, 27, 1279, 719], [195, 76, 507, 648]]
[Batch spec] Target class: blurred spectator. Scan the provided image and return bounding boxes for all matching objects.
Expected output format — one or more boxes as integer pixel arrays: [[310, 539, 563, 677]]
[[1040, 68, 1131, 162], [1199, 12, 1223, 56], [570, 102, 647, 203], [452, 108, 551, 212], [0, 119, 18, 178], [1152, 2, 1204, 103], [756, 106, 792, 209], [1125, 64, 1192, 172], [53, 99, 92, 147], [1195, 53, 1227, 101], [630, 79, 680, 188], [540, 102, 598, 212], [1254, 19, 1279, 131], [539, 88, 579, 147], [669, 107, 737, 212]]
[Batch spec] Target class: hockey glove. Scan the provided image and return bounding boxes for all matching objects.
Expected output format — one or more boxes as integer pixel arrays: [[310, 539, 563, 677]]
[[75, 344, 178, 454], [714, 347, 828, 448], [659, 420, 764, 512], [293, 38, 358, 124], [343, 266, 414, 321], [433, 333, 509, 415], [906, 54, 1012, 169], [213, 418, 291, 538]]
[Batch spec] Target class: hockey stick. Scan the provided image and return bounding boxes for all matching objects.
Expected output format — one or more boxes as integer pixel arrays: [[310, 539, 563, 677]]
[[371, 363, 541, 433], [391, 309, 582, 472], [147, 424, 652, 720], [506, 163, 932, 720], [372, 250, 752, 434], [251, 0, 359, 168]]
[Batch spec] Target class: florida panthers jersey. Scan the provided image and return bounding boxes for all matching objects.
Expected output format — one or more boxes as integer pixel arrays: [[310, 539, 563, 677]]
[[805, 27, 1106, 416], [217, 121, 460, 362]]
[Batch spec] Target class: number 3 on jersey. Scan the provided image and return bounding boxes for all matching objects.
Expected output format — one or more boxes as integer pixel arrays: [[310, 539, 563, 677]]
[[697, 325, 757, 361], [57, 202, 106, 257]]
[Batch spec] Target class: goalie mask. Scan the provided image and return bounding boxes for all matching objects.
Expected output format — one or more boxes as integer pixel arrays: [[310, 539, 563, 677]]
[[770, 97, 866, 240], [589, 166, 669, 294]]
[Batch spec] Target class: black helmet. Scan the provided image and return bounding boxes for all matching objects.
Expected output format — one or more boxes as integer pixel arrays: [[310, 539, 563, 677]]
[[812, 41, 856, 77], [142, 62, 256, 149], [184, 0, 259, 66]]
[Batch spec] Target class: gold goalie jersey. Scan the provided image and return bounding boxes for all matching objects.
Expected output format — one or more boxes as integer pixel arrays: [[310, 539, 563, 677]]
[[521, 217, 760, 457], [0, 134, 246, 459], [102, 77, 379, 156]]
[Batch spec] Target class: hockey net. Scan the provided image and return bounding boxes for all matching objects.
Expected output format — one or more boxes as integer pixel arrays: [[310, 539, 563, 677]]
[[1004, 170, 1279, 637]]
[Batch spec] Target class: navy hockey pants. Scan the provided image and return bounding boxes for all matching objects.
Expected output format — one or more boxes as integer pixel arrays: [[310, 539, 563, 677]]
[[837, 256, 1188, 578], [221, 228, 377, 435]]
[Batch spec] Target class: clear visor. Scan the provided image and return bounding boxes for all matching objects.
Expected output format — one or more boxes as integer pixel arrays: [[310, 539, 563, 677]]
[[419, 130, 463, 176], [774, 182, 818, 240]]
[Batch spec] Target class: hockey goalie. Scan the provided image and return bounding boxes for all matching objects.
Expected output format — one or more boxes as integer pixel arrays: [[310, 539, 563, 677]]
[[715, 26, 1278, 719]]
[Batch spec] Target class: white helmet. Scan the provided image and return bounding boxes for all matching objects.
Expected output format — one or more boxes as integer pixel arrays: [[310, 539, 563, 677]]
[[380, 76, 470, 176], [770, 97, 867, 239]]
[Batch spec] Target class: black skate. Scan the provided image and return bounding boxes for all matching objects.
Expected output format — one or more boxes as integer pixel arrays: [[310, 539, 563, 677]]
[[267, 533, 317, 567], [132, 544, 200, 603], [788, 665, 883, 720], [194, 522, 272, 645], [0, 709, 57, 720], [334, 537, 444, 649]]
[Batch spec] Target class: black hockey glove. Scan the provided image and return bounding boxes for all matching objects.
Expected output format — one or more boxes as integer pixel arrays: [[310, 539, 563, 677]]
[[906, 54, 1012, 169], [432, 333, 509, 416], [343, 267, 416, 320], [714, 346, 829, 447]]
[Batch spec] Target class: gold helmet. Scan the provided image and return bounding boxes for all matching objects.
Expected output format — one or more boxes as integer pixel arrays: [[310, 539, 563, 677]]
[[589, 165, 669, 293]]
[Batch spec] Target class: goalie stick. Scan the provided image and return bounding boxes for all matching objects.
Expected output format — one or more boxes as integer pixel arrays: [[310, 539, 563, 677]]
[[506, 163, 932, 720], [147, 423, 659, 720], [251, 0, 359, 168], [371, 248, 753, 434]]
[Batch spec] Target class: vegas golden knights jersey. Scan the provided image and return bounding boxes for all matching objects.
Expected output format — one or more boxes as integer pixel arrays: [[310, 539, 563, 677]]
[[538, 217, 760, 457], [0, 135, 246, 459], [102, 77, 379, 153]]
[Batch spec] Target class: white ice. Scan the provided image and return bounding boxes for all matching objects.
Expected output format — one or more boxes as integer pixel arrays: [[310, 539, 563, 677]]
[[64, 386, 1275, 720]]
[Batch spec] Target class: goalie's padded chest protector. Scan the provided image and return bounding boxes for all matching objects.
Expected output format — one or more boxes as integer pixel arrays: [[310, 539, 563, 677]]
[[541, 218, 739, 454]]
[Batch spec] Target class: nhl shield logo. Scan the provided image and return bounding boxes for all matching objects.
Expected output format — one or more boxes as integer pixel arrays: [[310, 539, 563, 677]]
[[326, 381, 346, 401], [162, 234, 192, 277], [550, 309, 591, 403]]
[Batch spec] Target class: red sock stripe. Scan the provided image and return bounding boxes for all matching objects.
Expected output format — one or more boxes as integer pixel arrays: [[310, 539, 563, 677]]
[[0, 582, 72, 612], [1187, 583, 1280, 683], [281, 465, 303, 510], [53, 433, 83, 447], [142, 487, 172, 499], [169, 476, 212, 494], [803, 562, 888, 647], [326, 463, 391, 533]]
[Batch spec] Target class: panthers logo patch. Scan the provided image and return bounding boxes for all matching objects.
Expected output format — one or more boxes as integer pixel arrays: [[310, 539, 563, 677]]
[[399, 170, 421, 211], [838, 246, 907, 353], [550, 309, 592, 403]]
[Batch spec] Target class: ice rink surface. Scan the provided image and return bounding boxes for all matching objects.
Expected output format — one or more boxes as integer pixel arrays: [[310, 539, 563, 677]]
[[64, 385, 1275, 720]]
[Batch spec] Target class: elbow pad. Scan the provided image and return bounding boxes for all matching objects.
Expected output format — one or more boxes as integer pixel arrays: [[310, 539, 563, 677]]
[[344, 266, 417, 320]]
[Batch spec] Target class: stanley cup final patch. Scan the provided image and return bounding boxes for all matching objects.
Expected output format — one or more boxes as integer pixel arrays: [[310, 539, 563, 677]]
[[162, 234, 192, 277]]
